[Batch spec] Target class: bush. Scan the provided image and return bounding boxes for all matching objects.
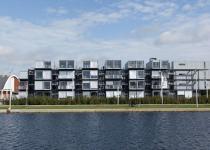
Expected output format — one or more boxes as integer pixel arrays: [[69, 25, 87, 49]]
[[9, 95, 210, 105]]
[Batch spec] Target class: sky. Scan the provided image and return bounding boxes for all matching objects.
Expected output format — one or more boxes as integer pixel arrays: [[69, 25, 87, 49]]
[[0, 0, 210, 74]]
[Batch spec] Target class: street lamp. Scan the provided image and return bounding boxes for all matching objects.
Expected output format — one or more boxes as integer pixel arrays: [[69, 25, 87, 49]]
[[117, 86, 120, 105], [160, 71, 164, 105], [206, 81, 208, 99], [195, 70, 199, 108]]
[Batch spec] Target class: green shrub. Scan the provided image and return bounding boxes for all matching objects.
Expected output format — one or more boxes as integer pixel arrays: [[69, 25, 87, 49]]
[[9, 95, 210, 105]]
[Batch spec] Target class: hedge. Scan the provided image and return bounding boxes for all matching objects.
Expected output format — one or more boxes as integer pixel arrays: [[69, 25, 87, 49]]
[[4, 96, 210, 105]]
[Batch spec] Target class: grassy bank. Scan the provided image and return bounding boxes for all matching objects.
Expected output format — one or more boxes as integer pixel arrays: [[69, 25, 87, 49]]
[[1, 104, 210, 109]]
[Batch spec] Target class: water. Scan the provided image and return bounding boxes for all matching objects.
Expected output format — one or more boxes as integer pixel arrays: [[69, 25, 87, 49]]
[[0, 112, 210, 150]]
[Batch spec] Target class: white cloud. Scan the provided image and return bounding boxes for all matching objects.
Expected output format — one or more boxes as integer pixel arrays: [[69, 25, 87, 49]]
[[156, 15, 210, 45], [46, 7, 68, 15]]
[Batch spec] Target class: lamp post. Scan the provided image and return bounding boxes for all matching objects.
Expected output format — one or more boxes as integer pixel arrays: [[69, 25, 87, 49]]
[[117, 86, 120, 105], [8, 89, 12, 111], [195, 70, 199, 108], [160, 71, 164, 105], [206, 82, 208, 99]]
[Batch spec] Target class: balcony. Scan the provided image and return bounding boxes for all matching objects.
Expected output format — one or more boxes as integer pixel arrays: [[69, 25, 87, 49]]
[[105, 75, 122, 79]]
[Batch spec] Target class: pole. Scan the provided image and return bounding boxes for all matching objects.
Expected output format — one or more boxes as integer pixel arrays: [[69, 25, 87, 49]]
[[9, 89, 12, 110], [117, 86, 119, 105], [207, 82, 208, 99], [160, 71, 163, 105], [195, 70, 198, 108]]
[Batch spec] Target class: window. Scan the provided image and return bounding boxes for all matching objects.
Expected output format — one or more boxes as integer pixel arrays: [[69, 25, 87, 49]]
[[106, 81, 121, 89], [90, 70, 98, 79], [59, 60, 66, 68], [105, 70, 121, 79], [67, 61, 74, 68], [130, 81, 137, 89], [83, 82, 90, 90], [83, 61, 90, 68], [35, 81, 51, 90], [161, 61, 169, 69], [59, 71, 74, 79], [44, 81, 51, 90], [44, 61, 51, 68], [36, 70, 43, 79], [59, 60, 74, 68], [83, 70, 90, 79], [137, 70, 144, 78], [106, 60, 121, 69], [153, 62, 160, 69], [138, 81, 144, 88]]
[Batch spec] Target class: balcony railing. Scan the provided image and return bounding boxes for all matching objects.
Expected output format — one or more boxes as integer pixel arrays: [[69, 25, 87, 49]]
[[105, 75, 122, 79]]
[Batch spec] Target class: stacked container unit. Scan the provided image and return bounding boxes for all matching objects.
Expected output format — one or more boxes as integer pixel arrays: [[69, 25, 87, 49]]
[[18, 71, 28, 98], [34, 61, 52, 97], [82, 61, 98, 97], [172, 61, 210, 98], [104, 60, 122, 98], [58, 60, 75, 99], [145, 58, 171, 96], [125, 61, 145, 99]]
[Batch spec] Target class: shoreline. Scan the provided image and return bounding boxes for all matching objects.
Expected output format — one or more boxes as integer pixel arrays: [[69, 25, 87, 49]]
[[1, 108, 210, 113]]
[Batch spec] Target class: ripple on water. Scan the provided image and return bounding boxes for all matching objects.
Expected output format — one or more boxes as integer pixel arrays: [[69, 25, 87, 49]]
[[0, 112, 210, 150]]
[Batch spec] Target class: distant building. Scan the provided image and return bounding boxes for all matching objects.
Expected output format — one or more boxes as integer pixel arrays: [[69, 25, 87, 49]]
[[18, 58, 210, 99], [0, 75, 19, 100]]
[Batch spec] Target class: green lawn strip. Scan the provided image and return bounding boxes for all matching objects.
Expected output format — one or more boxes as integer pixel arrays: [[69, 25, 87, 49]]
[[1, 104, 210, 109]]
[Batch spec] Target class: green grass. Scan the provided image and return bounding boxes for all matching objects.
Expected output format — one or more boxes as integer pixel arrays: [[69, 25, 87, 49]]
[[1, 104, 210, 109]]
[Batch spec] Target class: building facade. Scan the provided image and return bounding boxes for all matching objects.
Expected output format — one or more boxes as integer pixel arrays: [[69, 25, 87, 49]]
[[18, 58, 210, 99]]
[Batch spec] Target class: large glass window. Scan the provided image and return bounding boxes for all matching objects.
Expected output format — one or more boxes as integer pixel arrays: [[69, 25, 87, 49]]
[[105, 70, 121, 79], [83, 82, 90, 90], [35, 70, 43, 79], [43, 81, 51, 90], [105, 60, 121, 69], [153, 62, 160, 69], [59, 60, 66, 68], [59, 60, 74, 68], [83, 61, 90, 68], [44, 61, 51, 68], [83, 70, 90, 79], [106, 81, 121, 89]]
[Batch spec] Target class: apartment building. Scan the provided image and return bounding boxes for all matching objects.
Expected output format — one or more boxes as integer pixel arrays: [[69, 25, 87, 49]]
[[172, 61, 210, 98], [18, 58, 210, 99]]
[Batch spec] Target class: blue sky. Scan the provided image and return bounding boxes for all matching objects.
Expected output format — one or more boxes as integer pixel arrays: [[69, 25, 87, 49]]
[[0, 0, 210, 74]]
